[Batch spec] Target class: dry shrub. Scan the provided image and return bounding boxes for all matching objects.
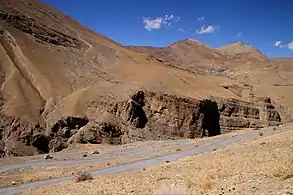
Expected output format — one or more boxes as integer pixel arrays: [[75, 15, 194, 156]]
[[271, 166, 293, 180], [253, 127, 260, 131], [153, 186, 187, 195], [185, 179, 194, 188], [283, 173, 293, 180], [74, 171, 93, 182], [199, 180, 214, 190], [258, 131, 264, 136]]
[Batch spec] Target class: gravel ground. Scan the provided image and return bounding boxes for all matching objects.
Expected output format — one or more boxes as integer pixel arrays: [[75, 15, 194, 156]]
[[20, 126, 293, 195], [0, 125, 292, 194]]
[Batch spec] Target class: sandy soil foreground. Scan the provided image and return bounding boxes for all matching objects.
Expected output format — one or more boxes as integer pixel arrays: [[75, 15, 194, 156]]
[[21, 128, 293, 195]]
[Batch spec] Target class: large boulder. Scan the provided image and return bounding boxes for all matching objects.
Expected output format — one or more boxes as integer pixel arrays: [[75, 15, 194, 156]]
[[47, 116, 90, 152], [49, 136, 68, 152], [67, 125, 100, 144], [116, 90, 148, 129], [68, 113, 125, 145], [51, 117, 89, 134]]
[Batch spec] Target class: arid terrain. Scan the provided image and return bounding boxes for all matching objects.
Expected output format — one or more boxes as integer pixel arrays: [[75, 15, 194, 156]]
[[0, 0, 291, 157], [0, 124, 291, 194], [0, 0, 293, 194]]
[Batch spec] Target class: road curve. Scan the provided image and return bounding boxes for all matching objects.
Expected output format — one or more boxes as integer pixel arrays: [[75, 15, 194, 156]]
[[0, 124, 291, 195]]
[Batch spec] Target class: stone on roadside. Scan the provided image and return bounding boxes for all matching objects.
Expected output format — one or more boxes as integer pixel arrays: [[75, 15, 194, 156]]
[[44, 154, 53, 159], [91, 150, 99, 154]]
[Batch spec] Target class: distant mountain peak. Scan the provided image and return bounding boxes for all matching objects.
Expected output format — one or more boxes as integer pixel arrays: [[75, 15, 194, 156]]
[[170, 38, 204, 47], [218, 41, 266, 59], [235, 41, 245, 46], [183, 38, 202, 44]]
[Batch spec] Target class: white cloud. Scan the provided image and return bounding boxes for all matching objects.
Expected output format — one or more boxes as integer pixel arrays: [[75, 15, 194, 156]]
[[236, 32, 242, 37], [177, 28, 184, 32], [274, 41, 281, 47], [197, 17, 204, 21], [164, 14, 174, 21], [143, 17, 163, 31], [196, 25, 219, 34], [142, 14, 180, 31], [274, 41, 293, 50], [288, 42, 293, 50]]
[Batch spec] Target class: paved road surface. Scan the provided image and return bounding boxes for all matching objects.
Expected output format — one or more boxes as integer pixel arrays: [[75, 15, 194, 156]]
[[0, 124, 291, 195]]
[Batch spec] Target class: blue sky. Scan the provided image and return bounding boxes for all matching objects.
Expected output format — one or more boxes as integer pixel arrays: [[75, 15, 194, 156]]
[[41, 0, 293, 58]]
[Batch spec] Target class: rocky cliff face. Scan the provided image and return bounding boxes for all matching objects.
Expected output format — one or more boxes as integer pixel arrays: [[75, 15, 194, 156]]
[[2, 90, 281, 157], [214, 97, 281, 132]]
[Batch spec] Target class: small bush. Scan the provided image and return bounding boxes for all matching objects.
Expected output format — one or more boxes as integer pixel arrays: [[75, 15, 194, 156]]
[[199, 181, 214, 190], [153, 186, 187, 195], [74, 171, 93, 182], [258, 131, 263, 136], [185, 180, 194, 189], [283, 173, 293, 180], [272, 166, 293, 180], [260, 141, 266, 145], [176, 148, 183, 152]]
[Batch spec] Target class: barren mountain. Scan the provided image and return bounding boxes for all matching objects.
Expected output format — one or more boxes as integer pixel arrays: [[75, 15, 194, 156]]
[[0, 0, 289, 157], [128, 39, 293, 119], [218, 41, 267, 59], [128, 38, 227, 74]]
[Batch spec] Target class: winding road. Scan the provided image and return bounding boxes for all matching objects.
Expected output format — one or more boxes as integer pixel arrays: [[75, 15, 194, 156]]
[[0, 124, 292, 195]]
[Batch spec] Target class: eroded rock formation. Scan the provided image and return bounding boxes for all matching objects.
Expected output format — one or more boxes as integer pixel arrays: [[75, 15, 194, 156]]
[[0, 89, 283, 157]]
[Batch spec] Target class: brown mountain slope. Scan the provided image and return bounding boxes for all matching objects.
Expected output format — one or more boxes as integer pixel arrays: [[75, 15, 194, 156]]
[[128, 39, 293, 117], [128, 39, 273, 74], [271, 57, 293, 72], [128, 38, 227, 74], [0, 0, 286, 157], [218, 41, 267, 60]]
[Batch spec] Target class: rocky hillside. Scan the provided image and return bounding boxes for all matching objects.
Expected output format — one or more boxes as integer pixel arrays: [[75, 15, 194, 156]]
[[128, 39, 293, 121], [0, 0, 287, 157], [218, 41, 267, 59], [128, 38, 227, 74]]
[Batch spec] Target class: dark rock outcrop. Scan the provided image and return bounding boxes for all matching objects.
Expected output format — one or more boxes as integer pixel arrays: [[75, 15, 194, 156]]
[[32, 133, 49, 153], [65, 90, 282, 146], [67, 123, 101, 144], [144, 91, 203, 139], [213, 97, 281, 132], [0, 90, 283, 157], [68, 114, 125, 145], [0, 140, 4, 157], [48, 116, 89, 152]]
